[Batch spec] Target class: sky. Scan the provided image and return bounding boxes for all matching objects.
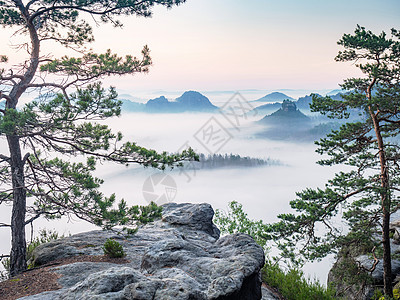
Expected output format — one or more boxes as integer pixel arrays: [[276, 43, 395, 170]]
[[2, 0, 400, 97], [91, 0, 400, 95]]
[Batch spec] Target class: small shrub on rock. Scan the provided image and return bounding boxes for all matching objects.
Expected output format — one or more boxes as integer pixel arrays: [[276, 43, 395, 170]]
[[102, 239, 125, 258], [262, 260, 336, 300]]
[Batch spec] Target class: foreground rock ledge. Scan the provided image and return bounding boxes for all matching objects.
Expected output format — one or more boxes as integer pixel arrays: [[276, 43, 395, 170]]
[[20, 203, 265, 300]]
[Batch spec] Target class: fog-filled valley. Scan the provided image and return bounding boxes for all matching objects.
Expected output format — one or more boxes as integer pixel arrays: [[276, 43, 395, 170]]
[[0, 90, 351, 283], [1, 1, 399, 298], [94, 98, 347, 282]]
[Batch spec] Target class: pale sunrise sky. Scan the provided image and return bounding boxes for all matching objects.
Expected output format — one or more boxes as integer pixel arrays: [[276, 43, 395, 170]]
[[2, 0, 400, 97]]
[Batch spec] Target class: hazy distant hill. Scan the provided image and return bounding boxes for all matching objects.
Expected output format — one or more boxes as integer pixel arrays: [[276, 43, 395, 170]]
[[174, 91, 218, 112], [120, 91, 218, 113], [121, 100, 145, 112], [146, 96, 171, 112], [259, 100, 310, 125], [326, 89, 345, 96], [253, 92, 294, 103], [251, 102, 282, 115], [255, 96, 361, 141], [256, 101, 316, 140], [295, 92, 345, 111], [295, 94, 316, 111], [252, 92, 345, 115]]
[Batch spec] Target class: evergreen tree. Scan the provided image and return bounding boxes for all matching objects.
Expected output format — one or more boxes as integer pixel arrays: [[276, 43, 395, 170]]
[[269, 26, 400, 297], [0, 0, 195, 277]]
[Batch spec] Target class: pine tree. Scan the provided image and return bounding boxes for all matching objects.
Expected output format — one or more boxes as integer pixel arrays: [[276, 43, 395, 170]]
[[0, 0, 195, 277], [269, 26, 400, 297]]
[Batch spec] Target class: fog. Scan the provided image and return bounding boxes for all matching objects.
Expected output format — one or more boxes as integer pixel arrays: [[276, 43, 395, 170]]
[[95, 111, 344, 283], [0, 109, 345, 283]]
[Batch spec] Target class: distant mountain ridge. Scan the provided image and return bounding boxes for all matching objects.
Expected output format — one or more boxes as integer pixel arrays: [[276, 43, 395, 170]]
[[326, 89, 345, 96], [119, 90, 346, 114], [256, 100, 316, 141], [121, 91, 218, 113], [252, 102, 282, 115], [259, 100, 310, 125], [255, 94, 357, 141], [296, 92, 345, 110], [253, 92, 294, 103], [252, 92, 346, 113]]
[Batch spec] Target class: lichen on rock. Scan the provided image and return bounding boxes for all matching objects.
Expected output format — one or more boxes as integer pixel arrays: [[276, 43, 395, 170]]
[[20, 203, 265, 300]]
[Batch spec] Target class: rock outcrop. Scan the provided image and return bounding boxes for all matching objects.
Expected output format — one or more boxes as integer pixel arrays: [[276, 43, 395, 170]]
[[256, 100, 314, 141], [258, 100, 310, 125], [20, 203, 265, 300]]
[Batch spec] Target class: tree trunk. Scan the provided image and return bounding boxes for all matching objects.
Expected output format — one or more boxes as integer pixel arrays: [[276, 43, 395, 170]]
[[380, 143, 392, 297], [8, 135, 27, 277], [5, 2, 39, 277], [365, 71, 393, 296], [369, 104, 393, 297], [382, 203, 392, 297]]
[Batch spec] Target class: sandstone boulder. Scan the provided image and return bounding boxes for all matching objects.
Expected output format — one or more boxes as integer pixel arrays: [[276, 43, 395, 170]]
[[21, 203, 265, 300]]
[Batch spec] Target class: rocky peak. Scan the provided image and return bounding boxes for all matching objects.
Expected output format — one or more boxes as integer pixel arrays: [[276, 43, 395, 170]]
[[281, 100, 297, 112]]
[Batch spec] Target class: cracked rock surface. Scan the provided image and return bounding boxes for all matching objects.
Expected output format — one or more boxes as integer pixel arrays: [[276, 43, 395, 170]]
[[20, 203, 265, 300]]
